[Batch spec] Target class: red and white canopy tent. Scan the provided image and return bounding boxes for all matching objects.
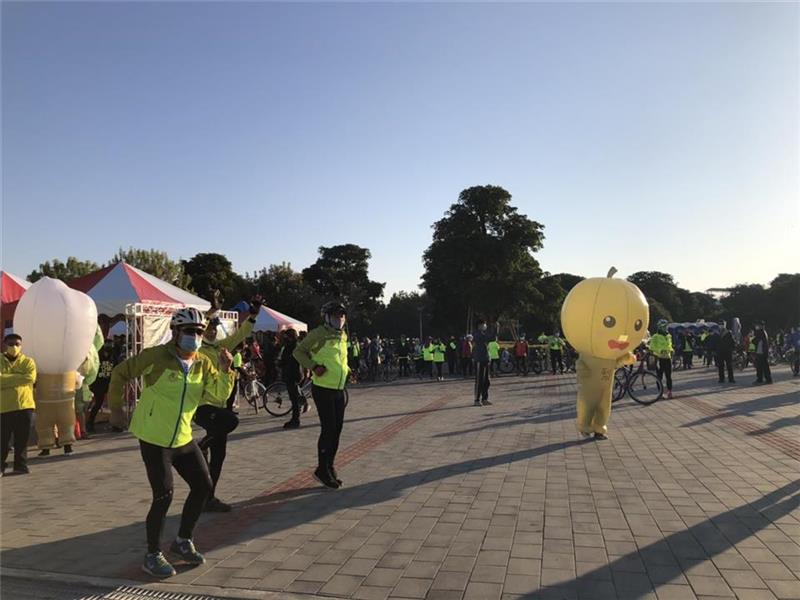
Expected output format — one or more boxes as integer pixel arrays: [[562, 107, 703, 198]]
[[68, 262, 210, 318], [252, 305, 308, 333], [1, 271, 31, 327]]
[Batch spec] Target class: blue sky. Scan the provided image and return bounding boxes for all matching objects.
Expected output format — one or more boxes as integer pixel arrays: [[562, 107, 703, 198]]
[[2, 2, 797, 298]]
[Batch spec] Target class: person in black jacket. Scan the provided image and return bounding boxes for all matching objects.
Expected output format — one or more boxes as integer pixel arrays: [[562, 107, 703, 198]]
[[280, 328, 306, 429], [752, 323, 773, 384], [716, 322, 736, 384], [472, 318, 500, 406]]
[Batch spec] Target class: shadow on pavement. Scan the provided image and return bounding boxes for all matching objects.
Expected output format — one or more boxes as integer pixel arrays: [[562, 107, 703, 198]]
[[681, 391, 800, 430], [518, 478, 800, 600], [0, 439, 591, 579]]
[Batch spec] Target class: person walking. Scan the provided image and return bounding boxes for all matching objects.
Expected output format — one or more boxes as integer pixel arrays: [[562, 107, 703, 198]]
[[680, 330, 694, 369], [193, 300, 259, 512], [447, 336, 458, 377], [487, 337, 500, 376], [108, 308, 234, 577], [422, 337, 435, 379], [716, 322, 736, 384], [472, 319, 499, 406], [648, 319, 674, 399], [460, 335, 473, 378], [280, 328, 305, 429], [86, 339, 117, 433], [752, 323, 773, 384], [549, 331, 566, 375], [1, 333, 37, 476], [514, 336, 529, 375], [293, 301, 350, 489], [432, 337, 446, 381]]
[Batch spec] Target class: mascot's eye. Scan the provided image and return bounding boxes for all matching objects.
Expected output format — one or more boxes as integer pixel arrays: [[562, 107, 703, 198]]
[[603, 315, 616, 328], [634, 319, 643, 331]]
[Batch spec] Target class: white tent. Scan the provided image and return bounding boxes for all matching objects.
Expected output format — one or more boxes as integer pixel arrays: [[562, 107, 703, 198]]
[[252, 305, 307, 333]]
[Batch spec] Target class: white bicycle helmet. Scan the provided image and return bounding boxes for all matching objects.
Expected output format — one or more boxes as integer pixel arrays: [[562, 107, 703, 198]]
[[171, 307, 207, 329]]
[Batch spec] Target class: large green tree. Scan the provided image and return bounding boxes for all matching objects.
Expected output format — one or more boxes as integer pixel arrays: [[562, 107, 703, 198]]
[[302, 244, 385, 330], [251, 263, 319, 325], [766, 273, 800, 330], [720, 284, 769, 331], [28, 257, 100, 282], [370, 291, 431, 339], [182, 253, 249, 307], [422, 185, 545, 333], [111, 247, 191, 289]]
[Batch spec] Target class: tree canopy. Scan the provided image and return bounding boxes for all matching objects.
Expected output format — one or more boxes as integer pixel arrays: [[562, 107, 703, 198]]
[[422, 185, 546, 333]]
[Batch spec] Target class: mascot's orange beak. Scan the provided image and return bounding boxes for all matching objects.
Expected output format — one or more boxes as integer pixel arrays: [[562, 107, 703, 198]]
[[608, 335, 629, 350]]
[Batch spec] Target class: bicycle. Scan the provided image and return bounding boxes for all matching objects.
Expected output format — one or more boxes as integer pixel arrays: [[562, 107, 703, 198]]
[[240, 363, 267, 413], [612, 354, 663, 405], [263, 376, 349, 417]]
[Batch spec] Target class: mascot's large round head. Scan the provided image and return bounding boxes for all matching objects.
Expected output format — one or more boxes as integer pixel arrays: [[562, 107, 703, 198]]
[[560, 267, 649, 360]]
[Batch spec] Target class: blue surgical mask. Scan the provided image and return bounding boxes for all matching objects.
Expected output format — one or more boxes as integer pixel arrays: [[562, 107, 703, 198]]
[[178, 333, 202, 352]]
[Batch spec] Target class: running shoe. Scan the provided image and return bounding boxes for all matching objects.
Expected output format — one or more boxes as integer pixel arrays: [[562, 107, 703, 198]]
[[142, 552, 176, 578], [169, 539, 205, 565]]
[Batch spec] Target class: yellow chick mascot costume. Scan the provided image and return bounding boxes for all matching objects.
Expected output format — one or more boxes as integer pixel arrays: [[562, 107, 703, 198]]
[[560, 267, 649, 438]]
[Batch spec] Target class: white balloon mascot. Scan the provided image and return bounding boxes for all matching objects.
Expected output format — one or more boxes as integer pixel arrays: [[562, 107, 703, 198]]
[[15, 277, 98, 451]]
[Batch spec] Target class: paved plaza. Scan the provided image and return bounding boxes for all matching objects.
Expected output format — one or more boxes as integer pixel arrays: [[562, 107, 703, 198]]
[[1, 365, 798, 600]]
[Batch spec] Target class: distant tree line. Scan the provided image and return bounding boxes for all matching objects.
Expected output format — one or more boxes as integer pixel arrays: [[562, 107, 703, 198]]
[[27, 186, 799, 336]]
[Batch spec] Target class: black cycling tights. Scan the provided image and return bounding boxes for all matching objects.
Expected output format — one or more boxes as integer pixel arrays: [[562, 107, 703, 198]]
[[139, 440, 213, 553]]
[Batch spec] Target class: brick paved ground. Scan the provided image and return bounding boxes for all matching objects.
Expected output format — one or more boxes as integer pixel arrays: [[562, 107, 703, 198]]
[[1, 364, 798, 600]]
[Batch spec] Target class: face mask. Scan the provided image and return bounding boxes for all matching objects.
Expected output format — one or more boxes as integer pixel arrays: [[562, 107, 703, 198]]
[[178, 333, 202, 353], [5, 346, 21, 358], [326, 315, 345, 330]]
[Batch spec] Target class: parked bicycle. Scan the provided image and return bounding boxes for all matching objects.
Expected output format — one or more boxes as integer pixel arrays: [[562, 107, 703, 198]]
[[612, 353, 663, 405], [263, 376, 349, 417]]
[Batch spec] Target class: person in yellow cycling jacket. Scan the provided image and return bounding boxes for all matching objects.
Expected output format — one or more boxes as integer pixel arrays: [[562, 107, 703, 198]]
[[293, 301, 350, 490], [108, 307, 233, 579], [487, 338, 500, 376], [648, 319, 674, 399], [192, 297, 260, 512], [422, 337, 435, 379], [548, 332, 566, 374], [432, 337, 446, 381], [1, 333, 37, 475]]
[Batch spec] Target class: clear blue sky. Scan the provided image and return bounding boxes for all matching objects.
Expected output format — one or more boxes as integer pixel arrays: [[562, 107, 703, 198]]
[[2, 2, 797, 298]]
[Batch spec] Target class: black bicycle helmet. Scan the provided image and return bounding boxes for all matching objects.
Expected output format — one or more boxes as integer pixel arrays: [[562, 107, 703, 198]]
[[320, 301, 347, 317]]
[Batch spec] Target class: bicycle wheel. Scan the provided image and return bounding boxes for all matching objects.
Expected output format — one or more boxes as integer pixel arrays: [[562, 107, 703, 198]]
[[243, 380, 266, 410], [263, 382, 292, 417], [612, 369, 626, 403], [499, 359, 515, 374], [628, 372, 663, 405]]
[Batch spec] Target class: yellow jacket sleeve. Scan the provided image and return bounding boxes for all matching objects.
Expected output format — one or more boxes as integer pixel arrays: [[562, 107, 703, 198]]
[[220, 318, 255, 352], [108, 349, 156, 411], [201, 356, 234, 405], [293, 327, 324, 371], [0, 359, 37, 389]]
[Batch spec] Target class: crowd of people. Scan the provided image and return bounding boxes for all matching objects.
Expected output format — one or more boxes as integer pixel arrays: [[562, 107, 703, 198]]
[[2, 301, 799, 578]]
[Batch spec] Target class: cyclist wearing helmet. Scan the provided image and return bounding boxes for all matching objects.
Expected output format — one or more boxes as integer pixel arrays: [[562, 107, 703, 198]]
[[648, 319, 674, 399], [193, 296, 262, 512], [109, 307, 234, 578], [293, 301, 349, 489]]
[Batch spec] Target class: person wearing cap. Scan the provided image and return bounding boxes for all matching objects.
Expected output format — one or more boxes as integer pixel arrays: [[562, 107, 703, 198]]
[[108, 308, 234, 578], [293, 301, 350, 490], [193, 296, 261, 512], [1, 333, 37, 475]]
